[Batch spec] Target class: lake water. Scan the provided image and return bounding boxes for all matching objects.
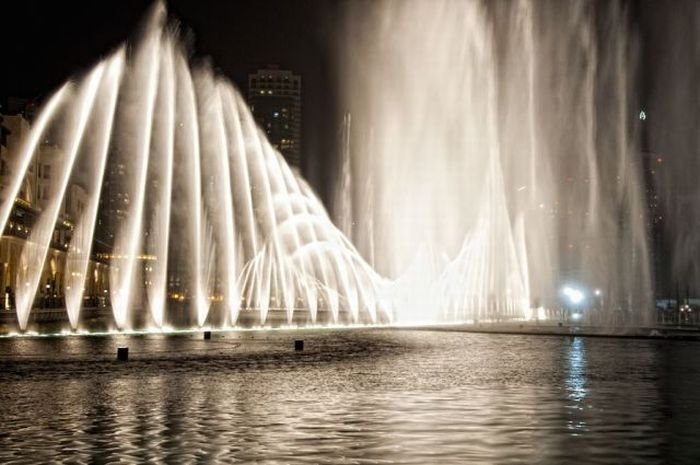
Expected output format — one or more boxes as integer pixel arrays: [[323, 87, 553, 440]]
[[0, 328, 699, 464]]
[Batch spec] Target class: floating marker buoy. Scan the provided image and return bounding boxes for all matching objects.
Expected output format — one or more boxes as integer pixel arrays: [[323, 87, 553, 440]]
[[117, 346, 129, 361]]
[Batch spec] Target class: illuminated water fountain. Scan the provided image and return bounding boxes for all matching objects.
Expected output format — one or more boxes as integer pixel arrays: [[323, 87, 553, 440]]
[[1, 4, 386, 331], [341, 0, 653, 326], [1, 0, 655, 333]]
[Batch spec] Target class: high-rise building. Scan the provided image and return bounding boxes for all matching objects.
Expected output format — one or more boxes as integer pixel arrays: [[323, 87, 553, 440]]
[[248, 67, 301, 168]]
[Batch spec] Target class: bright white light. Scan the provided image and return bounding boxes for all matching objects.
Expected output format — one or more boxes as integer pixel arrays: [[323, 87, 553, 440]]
[[572, 312, 582, 320], [594, 289, 601, 296], [562, 286, 585, 305]]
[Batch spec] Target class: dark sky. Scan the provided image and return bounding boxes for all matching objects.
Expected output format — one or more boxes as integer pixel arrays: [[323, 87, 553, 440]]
[[0, 0, 345, 201]]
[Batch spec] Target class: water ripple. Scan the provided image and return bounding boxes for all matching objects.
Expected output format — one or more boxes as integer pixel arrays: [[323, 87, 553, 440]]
[[0, 330, 698, 463]]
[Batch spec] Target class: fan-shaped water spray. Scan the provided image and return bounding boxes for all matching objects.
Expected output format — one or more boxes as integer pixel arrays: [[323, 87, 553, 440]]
[[2, 3, 386, 331]]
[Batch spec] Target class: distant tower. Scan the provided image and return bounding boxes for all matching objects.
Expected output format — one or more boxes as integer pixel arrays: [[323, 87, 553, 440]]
[[247, 67, 302, 168]]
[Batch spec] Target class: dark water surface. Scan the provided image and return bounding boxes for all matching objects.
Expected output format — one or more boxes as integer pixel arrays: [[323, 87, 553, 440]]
[[0, 328, 699, 464]]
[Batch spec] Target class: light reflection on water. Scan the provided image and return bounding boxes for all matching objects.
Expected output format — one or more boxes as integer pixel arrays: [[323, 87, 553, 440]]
[[566, 337, 587, 434], [0, 329, 699, 464]]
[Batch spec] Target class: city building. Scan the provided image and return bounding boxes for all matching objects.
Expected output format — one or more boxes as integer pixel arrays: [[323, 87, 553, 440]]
[[248, 67, 302, 168]]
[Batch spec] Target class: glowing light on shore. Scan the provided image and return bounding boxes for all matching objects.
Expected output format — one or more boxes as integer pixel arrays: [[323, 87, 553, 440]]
[[562, 286, 585, 305]]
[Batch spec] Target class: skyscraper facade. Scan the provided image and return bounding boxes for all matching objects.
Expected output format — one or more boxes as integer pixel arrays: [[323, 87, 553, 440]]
[[248, 67, 301, 168]]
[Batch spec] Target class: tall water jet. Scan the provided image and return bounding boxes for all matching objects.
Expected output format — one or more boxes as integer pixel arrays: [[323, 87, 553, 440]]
[[214, 83, 241, 325], [109, 5, 163, 329], [195, 71, 240, 327], [175, 51, 211, 327], [145, 36, 176, 328], [15, 63, 105, 330], [334, 113, 353, 240], [64, 51, 124, 329], [259, 146, 296, 323]]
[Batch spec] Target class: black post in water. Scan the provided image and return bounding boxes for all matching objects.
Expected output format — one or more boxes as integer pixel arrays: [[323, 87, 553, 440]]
[[203, 331, 212, 340], [117, 347, 129, 361], [294, 340, 304, 351]]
